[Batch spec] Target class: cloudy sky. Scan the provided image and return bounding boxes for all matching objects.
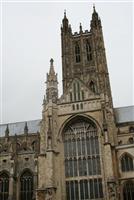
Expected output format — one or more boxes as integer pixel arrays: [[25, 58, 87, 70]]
[[0, 1, 133, 124]]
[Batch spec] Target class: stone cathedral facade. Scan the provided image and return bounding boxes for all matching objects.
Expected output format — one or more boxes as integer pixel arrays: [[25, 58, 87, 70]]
[[0, 7, 134, 200]]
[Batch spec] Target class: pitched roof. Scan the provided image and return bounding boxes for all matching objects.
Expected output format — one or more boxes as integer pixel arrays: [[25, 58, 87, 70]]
[[0, 106, 133, 137], [114, 105, 134, 124], [0, 119, 40, 137]]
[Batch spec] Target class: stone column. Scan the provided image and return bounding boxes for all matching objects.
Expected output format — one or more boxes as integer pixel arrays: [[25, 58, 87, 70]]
[[8, 160, 14, 200], [33, 157, 38, 200]]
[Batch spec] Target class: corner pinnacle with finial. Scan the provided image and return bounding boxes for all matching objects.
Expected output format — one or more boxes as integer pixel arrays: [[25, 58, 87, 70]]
[[24, 122, 28, 134], [49, 58, 55, 76], [79, 22, 82, 33], [93, 3, 96, 13], [5, 124, 9, 137], [64, 9, 66, 18]]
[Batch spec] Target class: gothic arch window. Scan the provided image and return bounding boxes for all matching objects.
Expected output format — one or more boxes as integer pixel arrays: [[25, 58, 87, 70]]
[[31, 141, 37, 151], [75, 43, 81, 63], [20, 170, 33, 200], [0, 172, 9, 200], [90, 81, 96, 93], [121, 154, 134, 172], [123, 181, 134, 200], [86, 41, 92, 61], [129, 126, 134, 133], [63, 117, 103, 200]]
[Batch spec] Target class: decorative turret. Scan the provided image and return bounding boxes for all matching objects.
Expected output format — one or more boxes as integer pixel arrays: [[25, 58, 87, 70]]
[[62, 10, 69, 33], [46, 59, 58, 103], [61, 10, 72, 34], [90, 5, 101, 30]]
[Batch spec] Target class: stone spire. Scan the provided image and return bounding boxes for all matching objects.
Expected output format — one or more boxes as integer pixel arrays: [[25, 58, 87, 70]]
[[48, 58, 57, 82], [79, 23, 83, 33], [46, 59, 58, 103], [5, 124, 9, 137], [24, 122, 28, 134]]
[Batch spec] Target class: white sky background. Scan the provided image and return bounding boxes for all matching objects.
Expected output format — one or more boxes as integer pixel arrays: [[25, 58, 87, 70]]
[[0, 1, 133, 124]]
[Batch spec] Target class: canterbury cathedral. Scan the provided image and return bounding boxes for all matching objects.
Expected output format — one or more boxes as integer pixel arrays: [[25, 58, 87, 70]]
[[0, 6, 134, 200]]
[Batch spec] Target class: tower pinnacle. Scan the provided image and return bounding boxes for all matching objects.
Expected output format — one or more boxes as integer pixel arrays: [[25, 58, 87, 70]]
[[5, 124, 9, 137], [93, 4, 96, 13], [79, 23, 83, 33], [49, 58, 55, 77], [46, 59, 58, 103], [90, 5, 101, 30], [64, 9, 66, 18]]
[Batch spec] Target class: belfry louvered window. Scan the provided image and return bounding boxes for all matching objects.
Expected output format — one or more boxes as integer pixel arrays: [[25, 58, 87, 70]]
[[20, 171, 33, 200], [86, 41, 92, 61], [123, 181, 134, 200], [0, 172, 9, 200], [75, 43, 81, 63], [121, 154, 134, 172], [63, 117, 103, 200]]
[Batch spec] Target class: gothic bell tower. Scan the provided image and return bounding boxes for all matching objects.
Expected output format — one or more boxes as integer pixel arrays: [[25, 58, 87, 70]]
[[61, 7, 113, 106]]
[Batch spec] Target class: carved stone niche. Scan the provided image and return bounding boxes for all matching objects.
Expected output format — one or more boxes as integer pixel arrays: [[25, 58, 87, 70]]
[[107, 179, 117, 200]]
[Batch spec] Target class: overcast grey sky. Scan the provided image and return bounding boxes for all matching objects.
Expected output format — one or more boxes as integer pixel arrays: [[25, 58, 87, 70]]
[[0, 1, 133, 124]]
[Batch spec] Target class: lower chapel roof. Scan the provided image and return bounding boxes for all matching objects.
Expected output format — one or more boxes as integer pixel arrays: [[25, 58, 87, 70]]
[[0, 106, 134, 137]]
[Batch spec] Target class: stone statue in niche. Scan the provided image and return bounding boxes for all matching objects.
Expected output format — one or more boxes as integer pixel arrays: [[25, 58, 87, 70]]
[[108, 182, 117, 200], [21, 141, 27, 151], [3, 143, 8, 153], [45, 188, 53, 200]]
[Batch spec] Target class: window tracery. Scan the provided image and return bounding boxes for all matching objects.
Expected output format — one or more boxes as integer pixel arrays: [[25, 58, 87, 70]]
[[20, 170, 33, 200], [70, 81, 84, 102], [63, 117, 103, 199], [123, 181, 134, 200], [0, 172, 9, 200], [121, 154, 134, 172]]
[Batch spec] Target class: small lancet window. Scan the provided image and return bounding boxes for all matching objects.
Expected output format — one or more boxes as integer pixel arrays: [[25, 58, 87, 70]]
[[75, 43, 81, 63], [86, 41, 92, 61], [31, 141, 37, 151], [90, 81, 96, 93]]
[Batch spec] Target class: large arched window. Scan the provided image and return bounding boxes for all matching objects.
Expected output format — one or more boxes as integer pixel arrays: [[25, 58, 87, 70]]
[[63, 117, 103, 200], [0, 172, 9, 200], [121, 154, 134, 172], [123, 181, 134, 200], [75, 43, 81, 63], [20, 170, 33, 200]]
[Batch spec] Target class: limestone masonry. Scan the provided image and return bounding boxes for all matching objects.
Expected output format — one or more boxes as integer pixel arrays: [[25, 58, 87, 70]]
[[0, 6, 134, 200]]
